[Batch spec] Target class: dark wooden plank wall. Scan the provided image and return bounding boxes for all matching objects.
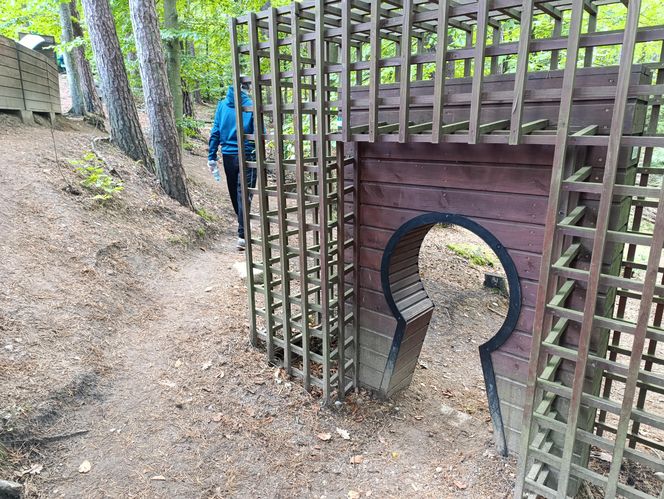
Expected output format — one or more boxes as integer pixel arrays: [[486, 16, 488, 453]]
[[351, 141, 552, 452], [0, 35, 61, 114], [349, 141, 640, 452]]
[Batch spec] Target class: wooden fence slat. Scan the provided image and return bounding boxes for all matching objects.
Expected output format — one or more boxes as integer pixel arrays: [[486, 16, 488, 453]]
[[290, 1, 312, 390], [368, 1, 380, 142], [268, 7, 293, 375], [431, 0, 450, 144], [315, 0, 332, 399], [248, 13, 276, 362], [555, 0, 643, 494], [514, 0, 588, 494], [468, 0, 489, 144], [230, 17, 258, 347], [509, 0, 534, 145], [398, 1, 412, 143]]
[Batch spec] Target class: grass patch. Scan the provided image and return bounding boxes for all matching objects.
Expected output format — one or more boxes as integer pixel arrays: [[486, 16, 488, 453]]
[[446, 243, 497, 267], [196, 207, 217, 222]]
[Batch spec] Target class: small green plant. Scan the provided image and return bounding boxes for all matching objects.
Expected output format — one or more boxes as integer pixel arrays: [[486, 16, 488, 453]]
[[69, 152, 123, 201], [177, 116, 204, 138], [447, 243, 497, 267], [196, 207, 217, 222]]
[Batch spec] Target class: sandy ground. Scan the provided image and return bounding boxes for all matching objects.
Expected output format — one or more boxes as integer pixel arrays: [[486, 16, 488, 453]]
[[0, 108, 520, 498]]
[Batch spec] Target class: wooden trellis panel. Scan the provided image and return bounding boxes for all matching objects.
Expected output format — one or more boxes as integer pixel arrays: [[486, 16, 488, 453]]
[[231, 1, 664, 496]]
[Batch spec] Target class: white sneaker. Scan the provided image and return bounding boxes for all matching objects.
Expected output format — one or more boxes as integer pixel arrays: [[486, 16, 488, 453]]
[[237, 238, 246, 250]]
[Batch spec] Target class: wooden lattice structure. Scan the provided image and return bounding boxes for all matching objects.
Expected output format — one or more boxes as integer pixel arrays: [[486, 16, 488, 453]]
[[230, 0, 664, 496]]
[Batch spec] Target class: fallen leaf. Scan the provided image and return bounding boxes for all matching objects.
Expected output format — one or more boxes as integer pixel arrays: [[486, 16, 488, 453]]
[[336, 427, 351, 440], [348, 491, 360, 499], [317, 432, 332, 441], [151, 475, 166, 481], [350, 455, 364, 465], [78, 460, 91, 473], [21, 463, 43, 476], [212, 413, 223, 422], [454, 481, 467, 490], [391, 451, 399, 459]]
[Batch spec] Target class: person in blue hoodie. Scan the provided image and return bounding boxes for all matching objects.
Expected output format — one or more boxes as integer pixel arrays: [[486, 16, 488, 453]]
[[208, 84, 257, 250]]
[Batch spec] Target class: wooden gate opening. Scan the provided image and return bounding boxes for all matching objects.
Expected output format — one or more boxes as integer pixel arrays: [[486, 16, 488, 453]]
[[379, 213, 522, 455]]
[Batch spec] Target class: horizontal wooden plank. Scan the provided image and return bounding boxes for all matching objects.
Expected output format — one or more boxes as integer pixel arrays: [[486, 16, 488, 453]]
[[0, 74, 21, 88], [22, 80, 51, 96], [360, 183, 548, 225], [0, 95, 24, 110], [491, 350, 529, 381], [359, 141, 555, 166], [360, 159, 552, 196], [0, 44, 18, 60], [16, 45, 52, 66], [0, 86, 23, 99], [0, 56, 20, 71], [19, 69, 53, 86], [24, 99, 52, 112], [17, 59, 49, 79], [0, 36, 15, 48]]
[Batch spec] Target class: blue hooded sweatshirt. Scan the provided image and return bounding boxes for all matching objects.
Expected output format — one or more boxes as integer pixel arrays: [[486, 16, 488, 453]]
[[208, 86, 255, 160]]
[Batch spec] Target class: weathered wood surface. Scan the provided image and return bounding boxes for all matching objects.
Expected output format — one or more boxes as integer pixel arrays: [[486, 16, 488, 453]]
[[0, 35, 61, 114]]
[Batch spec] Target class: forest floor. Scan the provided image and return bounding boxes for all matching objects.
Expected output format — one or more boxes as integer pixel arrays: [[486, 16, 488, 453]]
[[0, 104, 518, 498]]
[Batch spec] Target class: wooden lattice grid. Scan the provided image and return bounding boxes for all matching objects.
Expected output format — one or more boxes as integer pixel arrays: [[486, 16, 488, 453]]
[[230, 0, 664, 496]]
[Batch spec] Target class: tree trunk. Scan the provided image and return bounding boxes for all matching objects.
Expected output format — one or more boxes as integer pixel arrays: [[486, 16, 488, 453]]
[[80, 0, 154, 172], [164, 0, 183, 144], [182, 79, 194, 118], [58, 2, 85, 115], [128, 0, 193, 209], [69, 0, 104, 117], [187, 40, 202, 104]]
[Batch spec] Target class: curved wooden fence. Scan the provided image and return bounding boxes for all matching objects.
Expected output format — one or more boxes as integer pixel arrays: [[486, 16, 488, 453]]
[[0, 35, 61, 118]]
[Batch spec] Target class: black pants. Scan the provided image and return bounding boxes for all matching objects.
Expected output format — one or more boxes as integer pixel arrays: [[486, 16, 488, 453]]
[[222, 154, 257, 239]]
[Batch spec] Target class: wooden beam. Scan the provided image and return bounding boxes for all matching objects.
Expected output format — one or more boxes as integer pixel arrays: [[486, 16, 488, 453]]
[[468, 0, 490, 144]]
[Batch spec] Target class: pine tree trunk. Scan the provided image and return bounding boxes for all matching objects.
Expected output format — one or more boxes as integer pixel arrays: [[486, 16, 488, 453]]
[[164, 0, 183, 143], [128, 0, 193, 209], [69, 0, 104, 117], [80, 0, 154, 172], [58, 2, 85, 116], [182, 79, 194, 118], [187, 41, 202, 104]]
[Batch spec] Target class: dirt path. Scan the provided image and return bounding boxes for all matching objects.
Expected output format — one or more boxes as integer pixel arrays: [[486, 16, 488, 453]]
[[1, 113, 516, 498], [33, 236, 515, 498]]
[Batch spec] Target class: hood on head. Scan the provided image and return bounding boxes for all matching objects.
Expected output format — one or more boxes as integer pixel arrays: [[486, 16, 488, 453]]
[[225, 86, 252, 108]]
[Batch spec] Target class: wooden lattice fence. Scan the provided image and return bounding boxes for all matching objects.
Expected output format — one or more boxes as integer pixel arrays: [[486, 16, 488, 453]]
[[230, 1, 664, 496]]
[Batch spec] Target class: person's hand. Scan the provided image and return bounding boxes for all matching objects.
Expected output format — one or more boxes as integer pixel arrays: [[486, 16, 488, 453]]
[[207, 160, 218, 173]]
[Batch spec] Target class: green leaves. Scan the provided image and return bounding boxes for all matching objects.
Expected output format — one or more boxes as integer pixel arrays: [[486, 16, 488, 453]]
[[70, 152, 124, 202]]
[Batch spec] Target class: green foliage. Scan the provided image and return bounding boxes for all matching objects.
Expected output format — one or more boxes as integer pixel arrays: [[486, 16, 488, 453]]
[[177, 115, 204, 138], [196, 207, 216, 222], [0, 0, 60, 40], [447, 243, 497, 268], [70, 152, 124, 201]]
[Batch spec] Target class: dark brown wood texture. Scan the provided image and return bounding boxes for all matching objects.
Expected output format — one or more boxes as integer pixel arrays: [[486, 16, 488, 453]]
[[352, 140, 551, 452]]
